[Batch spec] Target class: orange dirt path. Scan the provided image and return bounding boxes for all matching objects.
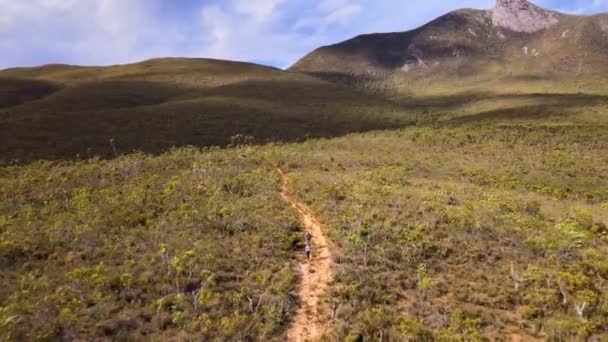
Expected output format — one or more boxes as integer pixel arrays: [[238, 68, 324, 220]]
[[278, 168, 333, 342]]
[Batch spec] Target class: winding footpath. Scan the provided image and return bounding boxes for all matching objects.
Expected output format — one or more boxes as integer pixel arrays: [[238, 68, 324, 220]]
[[277, 168, 333, 342]]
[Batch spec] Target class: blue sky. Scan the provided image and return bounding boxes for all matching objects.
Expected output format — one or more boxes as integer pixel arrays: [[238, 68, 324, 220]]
[[1, 0, 607, 69]]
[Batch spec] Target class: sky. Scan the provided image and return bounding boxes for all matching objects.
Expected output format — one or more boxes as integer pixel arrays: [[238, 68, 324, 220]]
[[1, 0, 607, 70]]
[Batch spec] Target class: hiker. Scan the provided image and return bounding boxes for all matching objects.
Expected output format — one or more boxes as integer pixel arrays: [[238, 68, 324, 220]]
[[305, 230, 313, 261]]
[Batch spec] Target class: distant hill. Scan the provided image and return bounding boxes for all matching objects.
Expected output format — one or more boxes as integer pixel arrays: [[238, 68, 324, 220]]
[[0, 58, 409, 164], [3, 1, 608, 165], [290, 0, 608, 95]]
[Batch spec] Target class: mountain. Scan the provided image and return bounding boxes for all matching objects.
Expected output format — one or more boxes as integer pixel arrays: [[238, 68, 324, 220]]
[[4, 0, 607, 165], [291, 0, 608, 94], [0, 58, 410, 164]]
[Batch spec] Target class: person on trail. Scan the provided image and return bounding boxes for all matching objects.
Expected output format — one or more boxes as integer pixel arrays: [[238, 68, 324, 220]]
[[305, 231, 313, 261]]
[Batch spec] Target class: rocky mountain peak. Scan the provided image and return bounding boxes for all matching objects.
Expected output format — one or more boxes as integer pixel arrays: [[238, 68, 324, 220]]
[[493, 0, 559, 32]]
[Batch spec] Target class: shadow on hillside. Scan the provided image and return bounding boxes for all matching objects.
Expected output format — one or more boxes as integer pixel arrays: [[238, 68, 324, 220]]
[[441, 93, 608, 126], [2, 76, 607, 165], [311, 10, 486, 70], [0, 78, 61, 109], [3, 80, 197, 112], [198, 79, 370, 103], [445, 106, 566, 126], [300, 72, 383, 88], [403, 92, 608, 112], [0, 79, 409, 165]]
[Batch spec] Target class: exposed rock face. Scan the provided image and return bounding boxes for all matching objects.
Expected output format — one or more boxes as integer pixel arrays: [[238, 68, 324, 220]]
[[493, 0, 559, 32], [600, 18, 608, 33]]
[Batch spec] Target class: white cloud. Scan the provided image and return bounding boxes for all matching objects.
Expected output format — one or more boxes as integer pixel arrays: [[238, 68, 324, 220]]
[[0, 0, 78, 29], [233, 0, 285, 22], [0, 0, 188, 67], [547, 0, 608, 14], [294, 0, 362, 33], [0, 0, 368, 68], [197, 0, 356, 67], [0, 0, 607, 69]]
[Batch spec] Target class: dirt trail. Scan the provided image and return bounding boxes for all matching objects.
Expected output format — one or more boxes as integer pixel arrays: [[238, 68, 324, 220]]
[[277, 168, 333, 342]]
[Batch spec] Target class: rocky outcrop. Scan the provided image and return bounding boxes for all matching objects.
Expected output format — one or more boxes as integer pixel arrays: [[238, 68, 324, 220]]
[[600, 17, 608, 33], [492, 0, 559, 32]]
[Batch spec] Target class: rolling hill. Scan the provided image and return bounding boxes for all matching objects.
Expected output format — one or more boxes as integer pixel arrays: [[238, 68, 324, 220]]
[[0, 58, 411, 164], [3, 0, 608, 165]]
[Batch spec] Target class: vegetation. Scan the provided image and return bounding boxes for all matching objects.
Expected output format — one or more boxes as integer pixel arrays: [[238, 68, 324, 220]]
[[0, 58, 409, 164], [269, 99, 608, 340], [2, 80, 607, 339], [1, 45, 607, 339], [0, 147, 302, 340]]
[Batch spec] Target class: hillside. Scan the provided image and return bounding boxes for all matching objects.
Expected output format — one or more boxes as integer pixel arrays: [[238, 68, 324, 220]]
[[2, 96, 608, 340], [274, 107, 608, 340], [291, 0, 608, 96], [1, 148, 304, 340], [2, 0, 608, 340], [0, 58, 410, 164]]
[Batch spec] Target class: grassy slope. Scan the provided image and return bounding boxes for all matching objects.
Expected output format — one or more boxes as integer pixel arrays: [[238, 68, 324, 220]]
[[270, 100, 608, 340], [0, 58, 411, 164], [2, 76, 607, 340], [1, 147, 302, 341], [1, 48, 608, 340]]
